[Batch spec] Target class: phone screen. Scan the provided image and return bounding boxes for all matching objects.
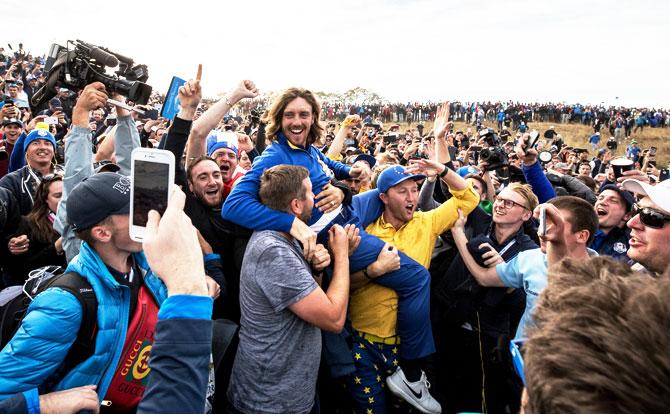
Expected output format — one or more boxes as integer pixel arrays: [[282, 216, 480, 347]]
[[132, 160, 170, 227], [538, 205, 547, 237]]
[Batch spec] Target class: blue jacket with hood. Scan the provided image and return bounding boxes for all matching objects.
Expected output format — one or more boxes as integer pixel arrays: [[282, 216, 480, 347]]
[[0, 241, 168, 413]]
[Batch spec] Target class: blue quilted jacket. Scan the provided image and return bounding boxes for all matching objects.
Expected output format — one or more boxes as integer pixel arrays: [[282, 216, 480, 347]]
[[0, 241, 167, 413]]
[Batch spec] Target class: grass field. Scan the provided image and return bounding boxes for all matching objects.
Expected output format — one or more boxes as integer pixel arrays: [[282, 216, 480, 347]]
[[398, 120, 670, 166]]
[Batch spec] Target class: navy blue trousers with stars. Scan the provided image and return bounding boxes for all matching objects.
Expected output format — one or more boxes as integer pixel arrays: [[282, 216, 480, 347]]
[[347, 331, 402, 414], [317, 205, 435, 360]]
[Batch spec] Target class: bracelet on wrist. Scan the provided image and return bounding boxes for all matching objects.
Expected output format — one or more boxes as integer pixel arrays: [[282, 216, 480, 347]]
[[225, 96, 235, 107], [439, 165, 449, 178]]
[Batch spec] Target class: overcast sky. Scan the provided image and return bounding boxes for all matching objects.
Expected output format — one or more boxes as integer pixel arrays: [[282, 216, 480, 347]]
[[8, 0, 669, 107]]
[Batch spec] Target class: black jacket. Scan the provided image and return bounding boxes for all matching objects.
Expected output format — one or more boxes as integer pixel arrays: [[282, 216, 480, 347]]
[[433, 208, 538, 337], [0, 165, 62, 216], [3, 216, 66, 287]]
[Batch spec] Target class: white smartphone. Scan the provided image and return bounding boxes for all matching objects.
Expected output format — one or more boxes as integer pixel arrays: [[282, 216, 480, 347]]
[[129, 148, 175, 242], [538, 205, 547, 237]]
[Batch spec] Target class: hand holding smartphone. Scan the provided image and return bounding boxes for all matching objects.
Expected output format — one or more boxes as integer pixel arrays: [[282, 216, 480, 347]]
[[526, 130, 540, 153], [130, 148, 175, 242], [538, 205, 547, 237]]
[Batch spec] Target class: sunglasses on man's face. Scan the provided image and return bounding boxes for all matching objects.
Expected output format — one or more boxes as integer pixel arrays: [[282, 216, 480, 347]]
[[632, 204, 670, 229]]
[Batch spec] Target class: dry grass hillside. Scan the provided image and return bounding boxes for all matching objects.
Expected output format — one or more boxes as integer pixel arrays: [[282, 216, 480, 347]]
[[400, 120, 670, 166]]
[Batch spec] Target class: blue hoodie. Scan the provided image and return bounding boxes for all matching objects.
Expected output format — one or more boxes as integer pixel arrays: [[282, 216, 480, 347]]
[[222, 132, 351, 231], [0, 242, 167, 413]]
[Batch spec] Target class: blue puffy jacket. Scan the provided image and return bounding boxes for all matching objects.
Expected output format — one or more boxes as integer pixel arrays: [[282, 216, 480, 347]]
[[0, 241, 168, 413]]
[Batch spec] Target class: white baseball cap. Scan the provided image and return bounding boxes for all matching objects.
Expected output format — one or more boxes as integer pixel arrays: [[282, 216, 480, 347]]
[[622, 178, 670, 214]]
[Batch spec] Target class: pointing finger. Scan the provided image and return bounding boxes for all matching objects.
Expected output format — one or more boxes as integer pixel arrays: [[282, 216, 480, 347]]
[[196, 64, 202, 81]]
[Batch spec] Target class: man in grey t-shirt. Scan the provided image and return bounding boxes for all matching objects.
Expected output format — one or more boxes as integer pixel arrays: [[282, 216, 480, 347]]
[[227, 165, 353, 414]]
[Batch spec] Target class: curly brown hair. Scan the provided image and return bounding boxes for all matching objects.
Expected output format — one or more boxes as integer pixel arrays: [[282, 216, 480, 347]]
[[263, 87, 324, 147]]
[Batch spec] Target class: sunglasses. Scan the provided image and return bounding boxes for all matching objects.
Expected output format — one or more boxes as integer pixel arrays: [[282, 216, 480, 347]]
[[509, 338, 526, 386], [632, 204, 670, 229]]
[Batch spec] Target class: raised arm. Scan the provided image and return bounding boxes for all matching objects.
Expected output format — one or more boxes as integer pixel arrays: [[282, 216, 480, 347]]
[[112, 94, 141, 176], [185, 79, 258, 168], [55, 83, 108, 262], [162, 65, 202, 188], [433, 102, 453, 164], [326, 115, 360, 160], [516, 132, 556, 202]]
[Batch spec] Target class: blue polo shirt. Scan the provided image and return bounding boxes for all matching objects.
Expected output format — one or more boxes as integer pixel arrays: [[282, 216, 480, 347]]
[[496, 248, 597, 339]]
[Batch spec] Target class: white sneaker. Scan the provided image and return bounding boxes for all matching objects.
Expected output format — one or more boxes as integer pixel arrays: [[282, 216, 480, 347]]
[[386, 367, 442, 414]]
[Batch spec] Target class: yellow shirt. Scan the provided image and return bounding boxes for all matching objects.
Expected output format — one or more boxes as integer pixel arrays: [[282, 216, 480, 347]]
[[349, 184, 480, 338]]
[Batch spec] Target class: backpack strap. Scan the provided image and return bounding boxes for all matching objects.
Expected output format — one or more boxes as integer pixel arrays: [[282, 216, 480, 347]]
[[45, 272, 98, 380]]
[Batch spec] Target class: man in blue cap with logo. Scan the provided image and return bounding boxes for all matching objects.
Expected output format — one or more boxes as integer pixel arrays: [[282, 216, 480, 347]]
[[347, 160, 479, 413]]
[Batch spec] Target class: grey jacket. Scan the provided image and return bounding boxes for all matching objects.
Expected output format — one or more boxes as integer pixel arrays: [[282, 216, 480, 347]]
[[54, 115, 139, 261]]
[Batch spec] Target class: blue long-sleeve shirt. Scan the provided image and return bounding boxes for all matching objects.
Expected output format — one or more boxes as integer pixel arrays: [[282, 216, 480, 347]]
[[521, 161, 556, 203], [222, 133, 351, 231]]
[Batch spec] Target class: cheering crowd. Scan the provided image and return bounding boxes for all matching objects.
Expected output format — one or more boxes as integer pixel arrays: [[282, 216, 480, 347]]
[[1, 46, 670, 414]]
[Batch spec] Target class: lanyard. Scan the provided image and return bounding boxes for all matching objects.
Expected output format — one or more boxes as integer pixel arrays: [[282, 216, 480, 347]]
[[498, 239, 517, 257], [487, 228, 517, 258]]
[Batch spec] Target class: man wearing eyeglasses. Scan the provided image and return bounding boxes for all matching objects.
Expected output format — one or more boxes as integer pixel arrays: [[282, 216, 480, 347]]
[[452, 196, 598, 341], [437, 183, 538, 413], [622, 178, 670, 275]]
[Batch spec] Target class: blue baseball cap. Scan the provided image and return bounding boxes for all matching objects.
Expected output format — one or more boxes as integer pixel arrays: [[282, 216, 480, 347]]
[[67, 173, 131, 231], [377, 165, 425, 193], [353, 153, 376, 169], [457, 166, 478, 178], [2, 117, 23, 128], [206, 131, 238, 158]]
